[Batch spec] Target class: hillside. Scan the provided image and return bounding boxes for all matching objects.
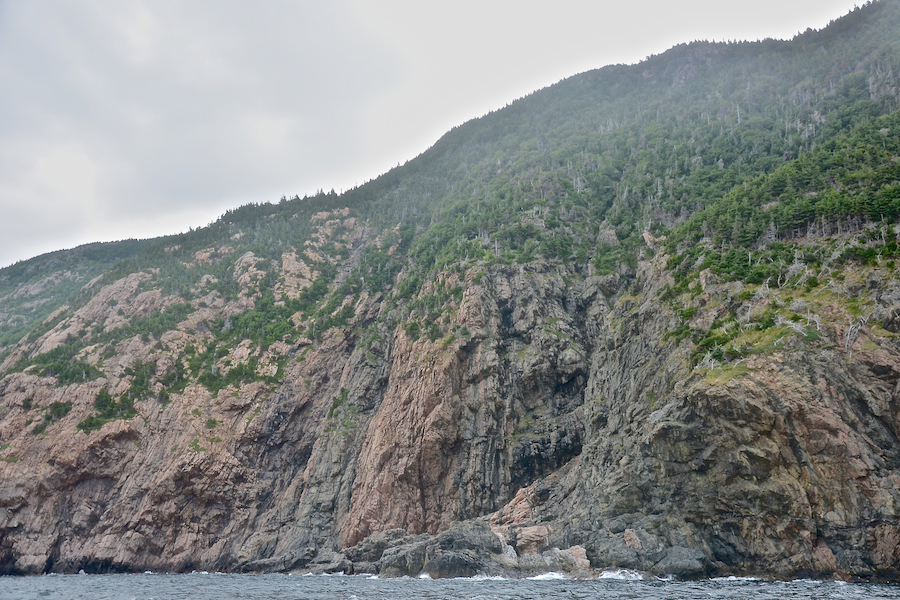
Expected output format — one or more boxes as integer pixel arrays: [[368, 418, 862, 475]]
[[2, 0, 900, 580]]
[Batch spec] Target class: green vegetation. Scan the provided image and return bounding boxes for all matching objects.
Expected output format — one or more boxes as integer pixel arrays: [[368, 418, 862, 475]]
[[157, 359, 187, 404], [0, 239, 153, 354], [31, 401, 72, 435], [124, 361, 156, 401], [0, 0, 899, 405], [9, 337, 103, 386], [324, 388, 359, 436], [7, 301, 194, 388], [188, 342, 283, 395], [328, 388, 349, 419], [671, 110, 900, 285], [76, 389, 137, 433], [97, 302, 194, 344]]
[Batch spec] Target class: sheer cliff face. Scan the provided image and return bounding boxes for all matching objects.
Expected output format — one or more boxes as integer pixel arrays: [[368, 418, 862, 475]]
[[341, 266, 592, 547], [2, 248, 900, 580]]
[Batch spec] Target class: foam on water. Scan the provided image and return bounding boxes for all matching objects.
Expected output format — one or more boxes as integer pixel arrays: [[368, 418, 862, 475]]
[[3, 571, 899, 600], [527, 571, 566, 580], [598, 569, 643, 580]]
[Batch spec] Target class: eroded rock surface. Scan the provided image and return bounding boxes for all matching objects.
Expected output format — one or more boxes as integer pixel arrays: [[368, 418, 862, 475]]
[[1, 255, 900, 580]]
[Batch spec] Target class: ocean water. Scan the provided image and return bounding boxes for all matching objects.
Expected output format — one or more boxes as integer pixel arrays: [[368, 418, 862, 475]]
[[0, 571, 898, 600]]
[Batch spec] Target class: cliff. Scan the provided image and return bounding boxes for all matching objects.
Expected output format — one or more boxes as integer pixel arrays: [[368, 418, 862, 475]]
[[3, 248, 900, 579], [2, 0, 900, 580]]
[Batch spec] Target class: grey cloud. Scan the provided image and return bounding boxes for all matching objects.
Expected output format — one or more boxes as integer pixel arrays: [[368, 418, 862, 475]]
[[0, 0, 400, 265]]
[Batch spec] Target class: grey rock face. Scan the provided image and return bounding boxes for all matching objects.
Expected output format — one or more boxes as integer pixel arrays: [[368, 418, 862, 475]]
[[2, 256, 900, 580]]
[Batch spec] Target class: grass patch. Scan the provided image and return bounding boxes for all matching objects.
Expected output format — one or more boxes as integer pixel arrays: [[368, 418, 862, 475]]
[[702, 361, 750, 385], [544, 327, 570, 340]]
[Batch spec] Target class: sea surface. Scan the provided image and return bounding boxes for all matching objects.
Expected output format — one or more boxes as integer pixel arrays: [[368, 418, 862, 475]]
[[0, 571, 898, 600]]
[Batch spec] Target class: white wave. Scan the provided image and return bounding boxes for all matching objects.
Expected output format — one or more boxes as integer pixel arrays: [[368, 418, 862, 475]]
[[367, 575, 380, 580], [528, 571, 567, 580], [711, 576, 761, 582], [598, 569, 643, 580], [418, 572, 433, 579]]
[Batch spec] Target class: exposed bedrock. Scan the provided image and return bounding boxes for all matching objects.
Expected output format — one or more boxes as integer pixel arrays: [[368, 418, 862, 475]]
[[2, 258, 900, 579]]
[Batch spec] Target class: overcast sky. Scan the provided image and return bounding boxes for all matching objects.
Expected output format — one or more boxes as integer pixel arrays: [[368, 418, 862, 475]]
[[0, 0, 863, 268]]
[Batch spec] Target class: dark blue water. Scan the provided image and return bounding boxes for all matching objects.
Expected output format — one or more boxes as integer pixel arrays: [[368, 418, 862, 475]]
[[0, 571, 898, 600]]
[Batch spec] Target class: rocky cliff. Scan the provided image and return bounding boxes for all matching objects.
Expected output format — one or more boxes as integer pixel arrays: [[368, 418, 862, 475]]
[[3, 0, 900, 580], [2, 242, 900, 580]]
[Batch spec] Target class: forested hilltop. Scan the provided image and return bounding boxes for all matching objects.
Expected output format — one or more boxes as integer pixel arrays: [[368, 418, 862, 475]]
[[2, 0, 900, 580]]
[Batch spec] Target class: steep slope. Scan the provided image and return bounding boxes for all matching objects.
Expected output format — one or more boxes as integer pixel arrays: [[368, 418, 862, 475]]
[[2, 0, 900, 580], [0, 240, 152, 363]]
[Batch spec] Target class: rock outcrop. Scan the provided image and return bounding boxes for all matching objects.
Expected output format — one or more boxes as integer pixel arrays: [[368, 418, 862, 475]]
[[2, 248, 900, 580]]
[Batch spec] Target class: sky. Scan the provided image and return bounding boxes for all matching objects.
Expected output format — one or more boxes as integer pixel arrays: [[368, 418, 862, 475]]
[[0, 0, 864, 268]]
